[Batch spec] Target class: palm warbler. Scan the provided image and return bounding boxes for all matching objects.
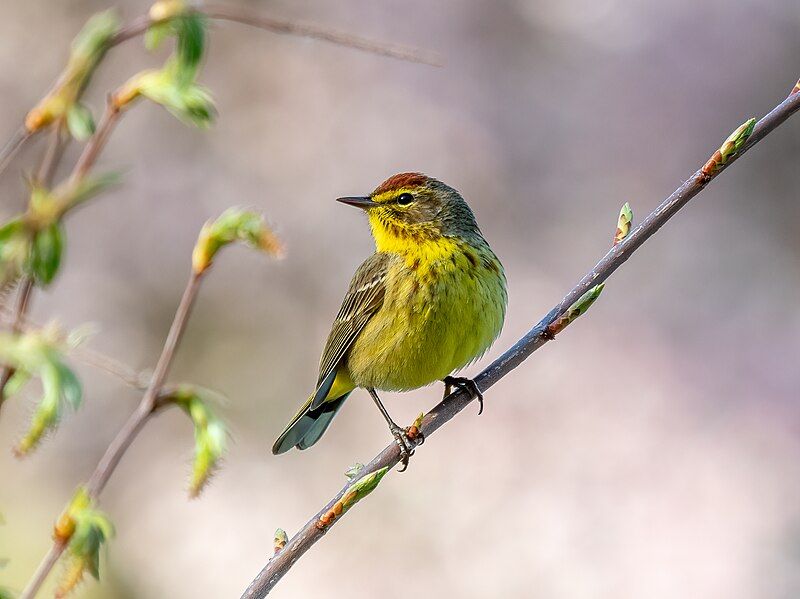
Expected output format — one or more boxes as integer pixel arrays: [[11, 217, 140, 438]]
[[273, 173, 507, 467]]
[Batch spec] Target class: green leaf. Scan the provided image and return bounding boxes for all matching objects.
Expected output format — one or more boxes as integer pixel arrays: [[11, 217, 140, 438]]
[[68, 505, 114, 581], [66, 103, 96, 141], [29, 223, 63, 285], [144, 21, 172, 51], [55, 360, 83, 410], [167, 386, 229, 497], [0, 218, 30, 288], [144, 10, 207, 84], [64, 171, 122, 209], [174, 14, 207, 81], [4, 368, 31, 397], [0, 329, 85, 455], [70, 9, 120, 66]]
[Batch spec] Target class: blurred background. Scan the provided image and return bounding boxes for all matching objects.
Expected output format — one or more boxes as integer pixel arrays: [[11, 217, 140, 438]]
[[1, 0, 799, 597]]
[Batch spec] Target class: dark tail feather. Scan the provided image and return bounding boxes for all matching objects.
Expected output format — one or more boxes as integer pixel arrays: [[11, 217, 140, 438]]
[[272, 394, 349, 454]]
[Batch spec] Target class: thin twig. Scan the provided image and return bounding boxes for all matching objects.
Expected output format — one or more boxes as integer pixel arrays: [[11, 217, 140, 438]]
[[85, 270, 202, 496], [69, 101, 121, 187], [240, 85, 800, 599], [0, 305, 150, 390], [18, 270, 205, 599], [106, 5, 439, 65], [200, 3, 441, 66], [18, 542, 65, 599], [74, 345, 149, 390], [0, 126, 32, 183]]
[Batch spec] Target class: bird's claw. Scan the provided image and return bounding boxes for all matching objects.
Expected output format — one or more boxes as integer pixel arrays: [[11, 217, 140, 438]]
[[390, 424, 415, 472], [443, 376, 484, 415]]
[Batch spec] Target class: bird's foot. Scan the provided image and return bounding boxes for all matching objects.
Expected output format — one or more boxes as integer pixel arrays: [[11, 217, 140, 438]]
[[389, 424, 416, 472], [443, 376, 485, 415]]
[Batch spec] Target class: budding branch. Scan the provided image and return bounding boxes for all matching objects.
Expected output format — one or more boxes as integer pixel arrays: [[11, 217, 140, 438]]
[[240, 84, 800, 598]]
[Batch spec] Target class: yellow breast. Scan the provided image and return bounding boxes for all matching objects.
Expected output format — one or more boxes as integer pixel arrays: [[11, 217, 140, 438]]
[[346, 237, 507, 391]]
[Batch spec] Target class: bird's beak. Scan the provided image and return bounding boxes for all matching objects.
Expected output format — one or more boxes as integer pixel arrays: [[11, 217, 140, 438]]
[[336, 196, 379, 210]]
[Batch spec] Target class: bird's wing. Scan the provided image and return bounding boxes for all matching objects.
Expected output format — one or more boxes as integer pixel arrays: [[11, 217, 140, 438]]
[[310, 252, 392, 409]]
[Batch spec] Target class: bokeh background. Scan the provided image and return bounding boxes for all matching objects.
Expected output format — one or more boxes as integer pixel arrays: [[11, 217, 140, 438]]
[[1, 0, 799, 597]]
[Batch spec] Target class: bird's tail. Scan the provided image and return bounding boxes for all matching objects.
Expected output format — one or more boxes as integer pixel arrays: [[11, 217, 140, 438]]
[[272, 393, 350, 454]]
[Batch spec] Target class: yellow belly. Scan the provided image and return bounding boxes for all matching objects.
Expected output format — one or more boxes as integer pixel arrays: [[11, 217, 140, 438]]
[[345, 243, 506, 391]]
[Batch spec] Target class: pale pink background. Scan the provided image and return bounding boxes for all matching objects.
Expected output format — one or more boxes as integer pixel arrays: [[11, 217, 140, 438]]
[[1, 0, 799, 597]]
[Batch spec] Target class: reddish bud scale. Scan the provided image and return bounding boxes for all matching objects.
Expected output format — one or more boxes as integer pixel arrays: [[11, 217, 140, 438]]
[[701, 150, 723, 177], [792, 79, 800, 95], [53, 514, 75, 542]]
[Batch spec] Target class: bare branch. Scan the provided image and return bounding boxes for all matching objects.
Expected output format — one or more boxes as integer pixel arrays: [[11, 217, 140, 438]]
[[240, 84, 800, 599], [106, 4, 440, 65], [200, 3, 441, 66]]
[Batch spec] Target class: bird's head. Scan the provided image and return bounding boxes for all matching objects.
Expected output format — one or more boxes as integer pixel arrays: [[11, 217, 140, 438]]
[[336, 173, 480, 250]]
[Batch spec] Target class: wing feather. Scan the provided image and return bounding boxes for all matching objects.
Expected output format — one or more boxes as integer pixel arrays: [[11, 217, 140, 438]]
[[310, 253, 392, 409]]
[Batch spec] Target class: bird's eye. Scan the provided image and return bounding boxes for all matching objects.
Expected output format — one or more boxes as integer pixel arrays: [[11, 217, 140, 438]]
[[397, 193, 414, 205]]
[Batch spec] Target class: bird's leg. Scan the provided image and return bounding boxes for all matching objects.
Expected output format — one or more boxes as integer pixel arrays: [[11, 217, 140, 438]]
[[367, 388, 415, 471], [443, 376, 485, 415]]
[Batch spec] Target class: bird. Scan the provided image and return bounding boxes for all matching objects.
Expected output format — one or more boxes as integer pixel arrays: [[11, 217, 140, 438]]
[[272, 173, 507, 469]]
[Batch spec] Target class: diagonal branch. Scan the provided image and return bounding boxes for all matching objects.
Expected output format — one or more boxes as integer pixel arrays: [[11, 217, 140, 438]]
[[240, 84, 800, 599], [108, 3, 440, 65], [18, 270, 205, 599], [199, 3, 441, 66]]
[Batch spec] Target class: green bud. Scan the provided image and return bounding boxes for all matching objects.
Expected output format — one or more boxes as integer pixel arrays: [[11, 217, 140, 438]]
[[65, 103, 96, 141], [0, 329, 83, 455], [547, 284, 605, 337], [55, 490, 114, 595], [273, 528, 288, 553], [614, 202, 633, 245], [192, 208, 283, 274], [167, 386, 229, 497], [345, 463, 365, 480], [567, 284, 604, 319], [718, 118, 756, 164], [25, 10, 119, 135], [316, 467, 390, 529], [342, 467, 389, 509], [28, 223, 64, 285], [703, 118, 756, 176]]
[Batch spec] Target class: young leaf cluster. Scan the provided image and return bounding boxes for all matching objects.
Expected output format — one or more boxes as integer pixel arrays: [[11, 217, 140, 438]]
[[0, 328, 82, 455]]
